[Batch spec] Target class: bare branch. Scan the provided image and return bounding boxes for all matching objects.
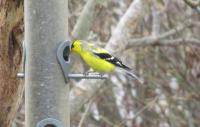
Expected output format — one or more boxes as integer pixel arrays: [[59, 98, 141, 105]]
[[71, 0, 102, 39], [184, 0, 200, 8], [127, 21, 195, 47], [78, 99, 93, 127], [117, 97, 158, 127], [105, 0, 145, 53], [151, 1, 161, 36], [184, 0, 200, 13], [127, 37, 200, 47], [128, 37, 200, 47], [153, 38, 200, 46]]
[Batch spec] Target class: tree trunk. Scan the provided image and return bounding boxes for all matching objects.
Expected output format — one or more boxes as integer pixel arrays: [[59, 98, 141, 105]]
[[0, 0, 23, 126]]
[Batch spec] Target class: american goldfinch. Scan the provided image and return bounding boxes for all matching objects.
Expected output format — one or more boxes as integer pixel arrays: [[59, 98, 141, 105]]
[[71, 40, 141, 81]]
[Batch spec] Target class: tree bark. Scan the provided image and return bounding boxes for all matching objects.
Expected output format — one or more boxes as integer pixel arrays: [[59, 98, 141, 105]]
[[0, 0, 23, 126]]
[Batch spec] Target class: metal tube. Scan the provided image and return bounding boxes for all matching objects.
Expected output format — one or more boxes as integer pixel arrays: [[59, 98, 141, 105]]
[[24, 0, 69, 126]]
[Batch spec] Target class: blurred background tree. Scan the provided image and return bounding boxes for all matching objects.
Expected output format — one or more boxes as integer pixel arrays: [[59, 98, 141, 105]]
[[5, 0, 200, 127], [69, 0, 200, 127]]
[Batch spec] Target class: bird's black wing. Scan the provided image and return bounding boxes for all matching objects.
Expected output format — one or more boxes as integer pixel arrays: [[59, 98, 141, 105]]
[[93, 52, 130, 70]]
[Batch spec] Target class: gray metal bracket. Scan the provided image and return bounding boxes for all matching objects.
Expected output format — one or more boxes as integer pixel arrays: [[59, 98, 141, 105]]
[[57, 40, 71, 82], [57, 40, 108, 82]]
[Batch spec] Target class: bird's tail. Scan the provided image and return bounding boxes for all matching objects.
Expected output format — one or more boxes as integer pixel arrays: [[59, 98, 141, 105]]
[[115, 67, 143, 83]]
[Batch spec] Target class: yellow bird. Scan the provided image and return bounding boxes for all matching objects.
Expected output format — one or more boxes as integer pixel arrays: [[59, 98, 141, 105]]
[[71, 40, 141, 81]]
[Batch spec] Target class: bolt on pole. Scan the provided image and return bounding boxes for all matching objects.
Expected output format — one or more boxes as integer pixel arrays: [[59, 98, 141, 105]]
[[24, 0, 69, 126]]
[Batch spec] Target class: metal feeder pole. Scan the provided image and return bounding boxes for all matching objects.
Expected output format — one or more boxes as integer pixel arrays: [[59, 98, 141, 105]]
[[24, 0, 69, 126]]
